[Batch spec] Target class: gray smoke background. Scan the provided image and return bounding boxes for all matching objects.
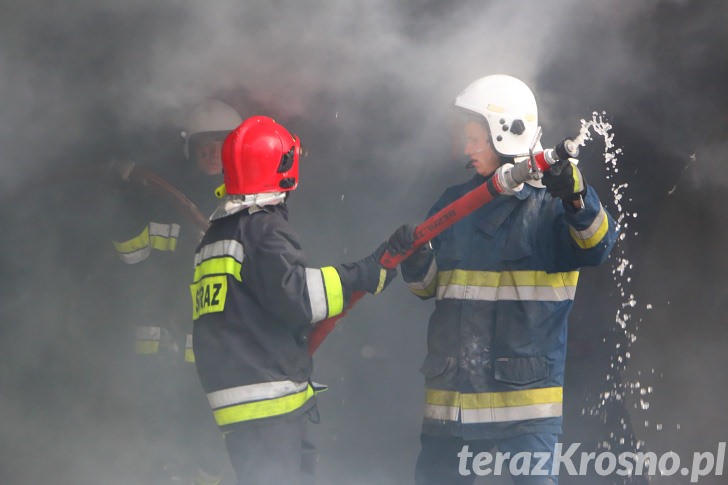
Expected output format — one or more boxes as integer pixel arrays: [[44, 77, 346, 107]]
[[1, 0, 727, 483]]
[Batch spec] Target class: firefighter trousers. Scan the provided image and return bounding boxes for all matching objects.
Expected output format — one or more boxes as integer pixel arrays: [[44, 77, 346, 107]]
[[223, 407, 317, 485]]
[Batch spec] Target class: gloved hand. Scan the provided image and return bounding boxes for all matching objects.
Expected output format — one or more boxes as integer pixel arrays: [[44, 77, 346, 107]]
[[541, 158, 587, 201], [386, 223, 417, 256], [337, 243, 398, 296], [359, 243, 398, 294]]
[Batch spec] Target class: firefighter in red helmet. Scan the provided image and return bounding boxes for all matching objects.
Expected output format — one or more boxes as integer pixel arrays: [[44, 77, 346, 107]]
[[190, 116, 398, 485]]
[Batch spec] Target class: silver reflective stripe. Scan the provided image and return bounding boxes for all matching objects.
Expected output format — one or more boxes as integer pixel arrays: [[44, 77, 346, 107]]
[[570, 203, 606, 240], [186, 333, 193, 350], [194, 239, 245, 266], [206, 380, 309, 410], [424, 403, 460, 421], [134, 326, 161, 341], [149, 222, 180, 238], [461, 402, 563, 424], [305, 268, 327, 323], [118, 246, 152, 265], [437, 284, 575, 301], [406, 257, 438, 291]]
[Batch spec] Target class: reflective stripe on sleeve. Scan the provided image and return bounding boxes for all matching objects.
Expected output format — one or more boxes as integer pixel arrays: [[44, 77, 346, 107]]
[[435, 270, 579, 302], [305, 268, 327, 322], [569, 204, 609, 249], [113, 222, 180, 264], [320, 266, 344, 317], [184, 333, 195, 363], [406, 257, 438, 297], [133, 325, 161, 354]]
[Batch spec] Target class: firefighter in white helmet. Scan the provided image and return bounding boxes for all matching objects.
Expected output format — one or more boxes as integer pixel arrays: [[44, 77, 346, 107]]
[[182, 98, 244, 175], [387, 75, 619, 484], [108, 98, 243, 484]]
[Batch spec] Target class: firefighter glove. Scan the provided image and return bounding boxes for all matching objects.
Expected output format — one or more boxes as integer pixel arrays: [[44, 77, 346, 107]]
[[386, 223, 417, 256], [541, 158, 587, 201], [361, 242, 398, 295], [337, 243, 397, 296]]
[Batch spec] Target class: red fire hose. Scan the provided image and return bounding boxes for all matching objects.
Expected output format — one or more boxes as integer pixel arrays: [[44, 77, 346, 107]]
[[307, 138, 579, 354]]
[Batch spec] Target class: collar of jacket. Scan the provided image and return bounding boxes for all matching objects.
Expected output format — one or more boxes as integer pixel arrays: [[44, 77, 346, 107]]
[[209, 192, 287, 221]]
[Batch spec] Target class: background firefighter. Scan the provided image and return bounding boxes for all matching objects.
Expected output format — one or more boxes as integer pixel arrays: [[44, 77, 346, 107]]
[[190, 115, 399, 485], [386, 74, 619, 484], [106, 99, 243, 484]]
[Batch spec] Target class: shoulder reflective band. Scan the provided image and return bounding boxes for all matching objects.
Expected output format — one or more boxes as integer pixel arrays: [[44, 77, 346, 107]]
[[193, 240, 244, 283], [569, 204, 609, 249], [305, 267, 344, 322], [113, 222, 180, 264], [190, 240, 245, 320], [434, 270, 579, 302], [208, 381, 315, 426], [425, 386, 563, 424]]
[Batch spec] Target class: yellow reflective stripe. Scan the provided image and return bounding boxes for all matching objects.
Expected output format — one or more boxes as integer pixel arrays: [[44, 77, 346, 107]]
[[321, 266, 344, 316], [134, 341, 160, 354], [150, 234, 177, 251], [572, 163, 582, 193], [113, 223, 179, 254], [185, 348, 195, 363], [185, 334, 195, 362], [435, 270, 580, 302], [426, 388, 461, 407], [570, 207, 609, 249], [193, 256, 243, 283], [427, 387, 562, 409], [425, 387, 563, 423], [407, 257, 438, 297], [438, 270, 578, 288], [463, 387, 563, 408], [374, 269, 387, 294], [113, 225, 150, 253], [190, 275, 228, 320], [213, 385, 314, 426]]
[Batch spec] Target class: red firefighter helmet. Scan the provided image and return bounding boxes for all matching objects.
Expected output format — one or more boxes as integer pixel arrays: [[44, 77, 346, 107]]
[[221, 116, 300, 195]]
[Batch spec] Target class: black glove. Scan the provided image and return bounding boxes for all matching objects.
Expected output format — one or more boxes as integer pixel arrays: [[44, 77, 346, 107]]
[[386, 223, 417, 256], [336, 243, 398, 295], [541, 158, 587, 201]]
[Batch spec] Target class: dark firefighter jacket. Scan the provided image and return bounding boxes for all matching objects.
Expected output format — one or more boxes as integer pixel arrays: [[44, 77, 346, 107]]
[[191, 202, 349, 432], [402, 173, 618, 440], [111, 174, 199, 363]]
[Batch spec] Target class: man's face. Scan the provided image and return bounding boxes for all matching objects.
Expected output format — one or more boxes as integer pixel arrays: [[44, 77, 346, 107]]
[[463, 120, 500, 177], [192, 135, 225, 175]]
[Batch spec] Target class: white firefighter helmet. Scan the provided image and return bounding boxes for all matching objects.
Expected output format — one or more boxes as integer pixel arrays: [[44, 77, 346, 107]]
[[454, 74, 538, 157], [181, 99, 243, 158]]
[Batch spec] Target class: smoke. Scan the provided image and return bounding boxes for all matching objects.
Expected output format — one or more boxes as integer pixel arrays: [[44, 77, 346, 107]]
[[2, 0, 728, 483]]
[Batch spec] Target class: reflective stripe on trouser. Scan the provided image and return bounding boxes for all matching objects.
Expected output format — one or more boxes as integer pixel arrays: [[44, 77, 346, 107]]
[[207, 381, 315, 426], [424, 387, 563, 424]]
